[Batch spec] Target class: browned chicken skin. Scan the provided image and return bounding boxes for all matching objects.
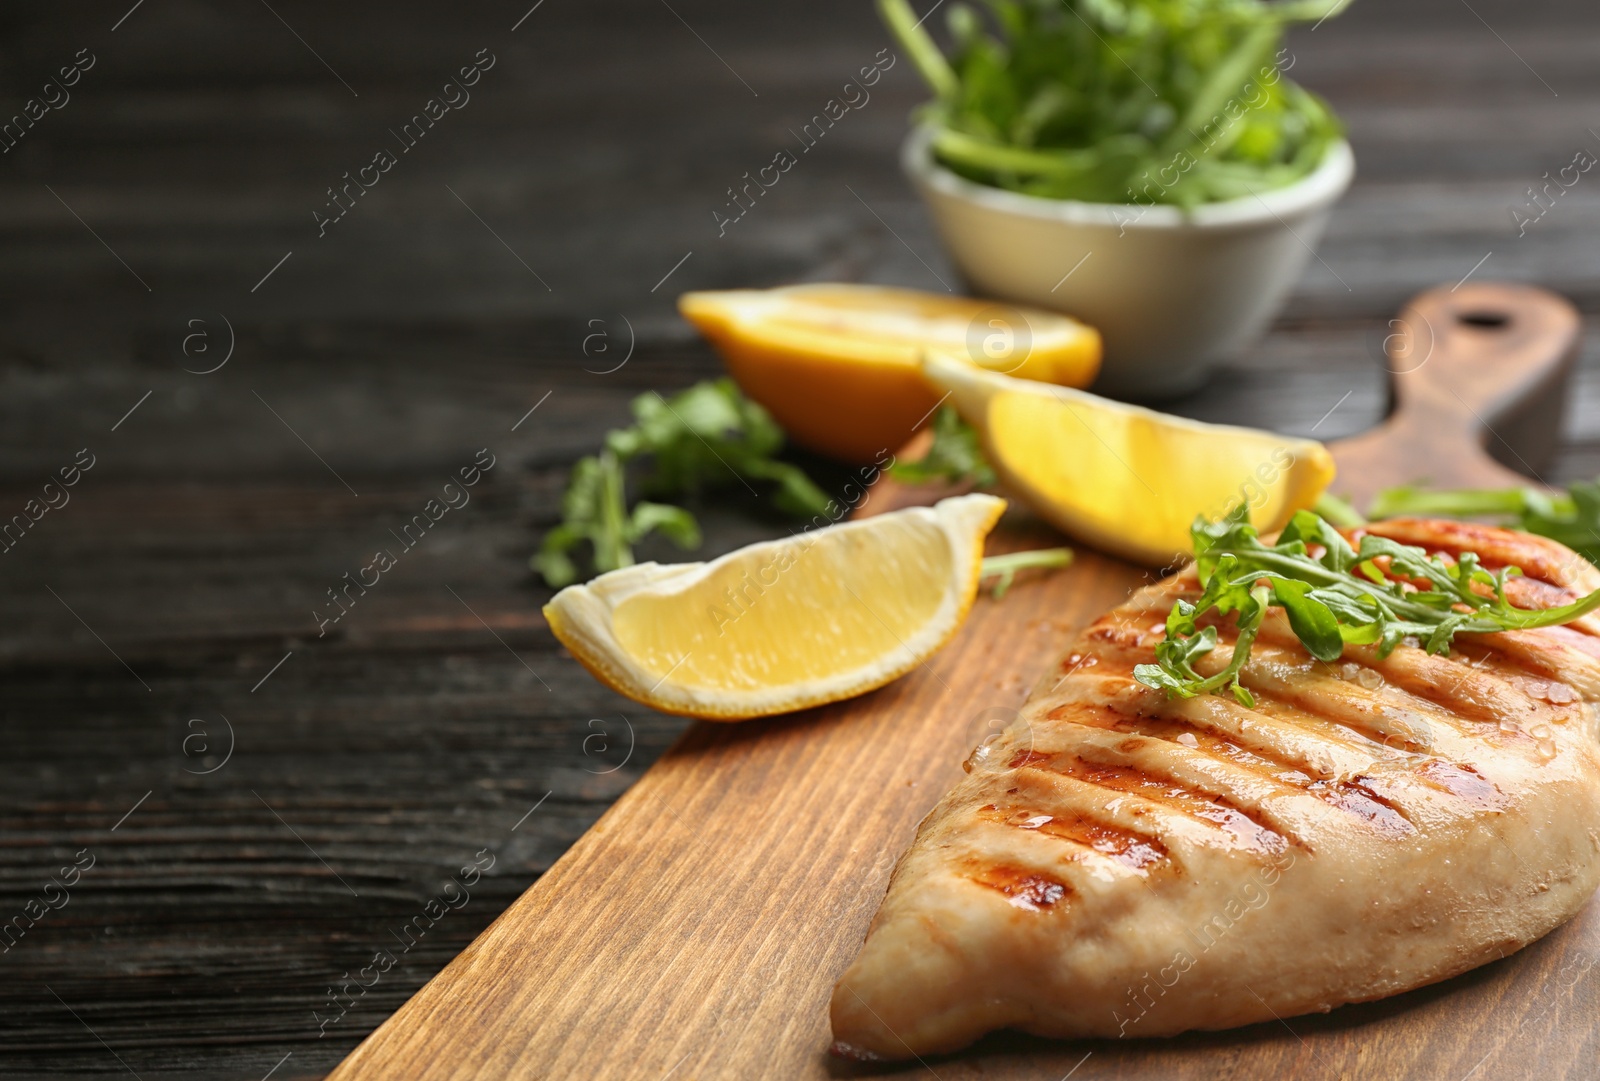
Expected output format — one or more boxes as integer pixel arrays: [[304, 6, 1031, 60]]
[[831, 520, 1600, 1060]]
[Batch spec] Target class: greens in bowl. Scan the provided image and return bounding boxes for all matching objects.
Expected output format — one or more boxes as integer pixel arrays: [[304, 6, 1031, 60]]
[[880, 0, 1349, 207]]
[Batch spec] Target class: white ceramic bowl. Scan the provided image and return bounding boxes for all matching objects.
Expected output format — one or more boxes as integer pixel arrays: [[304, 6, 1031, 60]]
[[902, 128, 1355, 397]]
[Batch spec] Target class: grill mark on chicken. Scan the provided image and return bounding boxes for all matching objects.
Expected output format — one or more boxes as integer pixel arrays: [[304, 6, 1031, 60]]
[[1235, 651, 1481, 753], [1057, 651, 1100, 675], [1239, 620, 1533, 730], [1359, 519, 1600, 652], [1114, 724, 1420, 834], [1049, 651, 1143, 685], [1430, 638, 1581, 696], [1084, 616, 1166, 655], [1306, 777, 1414, 835], [1060, 649, 1440, 763], [1107, 714, 1315, 781], [1051, 703, 1329, 789], [959, 859, 1071, 912], [1237, 689, 1430, 756], [1503, 574, 1587, 610], [1450, 639, 1585, 691], [976, 803, 1169, 870], [1415, 759, 1507, 810], [1161, 681, 1417, 762], [1543, 624, 1600, 658], [1454, 631, 1600, 684], [1011, 751, 1291, 855], [1336, 644, 1555, 731]]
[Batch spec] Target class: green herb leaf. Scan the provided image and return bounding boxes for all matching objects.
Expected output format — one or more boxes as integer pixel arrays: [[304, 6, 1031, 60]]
[[877, 0, 960, 100], [628, 501, 702, 550], [1133, 509, 1600, 702], [1310, 491, 1365, 528], [1269, 578, 1342, 662], [979, 546, 1074, 598], [889, 406, 997, 488], [533, 379, 829, 588]]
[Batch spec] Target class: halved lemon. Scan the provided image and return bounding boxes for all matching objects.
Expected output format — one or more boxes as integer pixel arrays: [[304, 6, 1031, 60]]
[[543, 494, 1005, 720], [925, 354, 1335, 566], [679, 284, 1100, 464]]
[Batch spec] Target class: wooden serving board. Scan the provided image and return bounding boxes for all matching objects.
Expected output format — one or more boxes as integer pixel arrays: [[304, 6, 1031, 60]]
[[327, 283, 1594, 1081]]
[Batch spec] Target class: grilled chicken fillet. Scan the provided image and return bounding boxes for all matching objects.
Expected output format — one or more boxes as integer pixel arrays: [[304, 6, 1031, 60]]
[[831, 519, 1600, 1059]]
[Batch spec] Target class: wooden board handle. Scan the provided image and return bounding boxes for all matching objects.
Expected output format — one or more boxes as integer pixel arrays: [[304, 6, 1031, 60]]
[[1329, 281, 1581, 509]]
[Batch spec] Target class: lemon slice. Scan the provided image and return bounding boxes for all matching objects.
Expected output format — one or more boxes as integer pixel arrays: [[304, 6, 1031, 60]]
[[679, 284, 1100, 464], [924, 353, 1335, 566], [543, 494, 1006, 720]]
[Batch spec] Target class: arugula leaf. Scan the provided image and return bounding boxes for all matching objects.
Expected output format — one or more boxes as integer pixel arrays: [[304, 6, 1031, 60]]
[[889, 405, 997, 488], [1133, 506, 1600, 703], [1369, 479, 1600, 567], [978, 546, 1075, 598], [879, 0, 1348, 207], [1269, 577, 1342, 662], [533, 379, 832, 588]]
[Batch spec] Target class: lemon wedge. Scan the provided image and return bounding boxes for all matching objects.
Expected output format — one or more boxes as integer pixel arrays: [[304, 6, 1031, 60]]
[[543, 494, 1005, 720], [679, 284, 1100, 464], [924, 353, 1335, 566]]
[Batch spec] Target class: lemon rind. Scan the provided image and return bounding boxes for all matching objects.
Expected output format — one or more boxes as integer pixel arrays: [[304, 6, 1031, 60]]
[[680, 288, 1098, 375]]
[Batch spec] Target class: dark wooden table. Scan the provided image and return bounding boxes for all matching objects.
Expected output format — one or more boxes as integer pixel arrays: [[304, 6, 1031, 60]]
[[3, 1, 1598, 1078]]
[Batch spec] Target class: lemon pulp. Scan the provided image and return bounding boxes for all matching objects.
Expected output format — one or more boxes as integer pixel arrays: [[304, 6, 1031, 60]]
[[612, 516, 951, 692]]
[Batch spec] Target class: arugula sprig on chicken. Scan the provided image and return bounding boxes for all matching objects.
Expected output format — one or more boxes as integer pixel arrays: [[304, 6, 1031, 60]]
[[1135, 507, 1600, 706]]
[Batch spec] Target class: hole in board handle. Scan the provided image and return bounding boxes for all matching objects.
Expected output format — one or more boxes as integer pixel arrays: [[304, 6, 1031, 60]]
[[1457, 310, 1509, 329]]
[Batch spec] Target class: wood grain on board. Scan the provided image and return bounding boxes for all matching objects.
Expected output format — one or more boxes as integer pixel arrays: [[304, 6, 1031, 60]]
[[326, 284, 1597, 1080]]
